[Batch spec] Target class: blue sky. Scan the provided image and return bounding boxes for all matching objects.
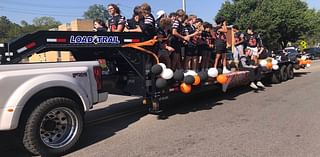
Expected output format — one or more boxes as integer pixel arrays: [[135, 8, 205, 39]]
[[0, 0, 319, 25]]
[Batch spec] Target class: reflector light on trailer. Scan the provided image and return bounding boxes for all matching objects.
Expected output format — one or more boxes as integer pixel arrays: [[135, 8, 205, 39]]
[[124, 39, 140, 43], [47, 38, 67, 43], [0, 43, 4, 47], [17, 42, 36, 53], [4, 52, 13, 56]]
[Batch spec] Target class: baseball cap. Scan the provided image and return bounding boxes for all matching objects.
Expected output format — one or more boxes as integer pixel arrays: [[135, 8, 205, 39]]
[[156, 10, 166, 19]]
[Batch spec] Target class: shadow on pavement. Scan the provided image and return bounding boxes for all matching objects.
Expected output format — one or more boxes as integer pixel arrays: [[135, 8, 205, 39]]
[[157, 85, 255, 120], [294, 72, 310, 77], [0, 83, 273, 156]]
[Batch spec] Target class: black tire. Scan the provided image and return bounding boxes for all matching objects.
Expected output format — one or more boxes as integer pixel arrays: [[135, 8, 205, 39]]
[[22, 97, 83, 156], [271, 70, 281, 84], [287, 64, 294, 79], [280, 65, 288, 81]]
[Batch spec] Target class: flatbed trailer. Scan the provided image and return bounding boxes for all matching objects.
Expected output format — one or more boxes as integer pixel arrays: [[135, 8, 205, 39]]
[[0, 31, 304, 113]]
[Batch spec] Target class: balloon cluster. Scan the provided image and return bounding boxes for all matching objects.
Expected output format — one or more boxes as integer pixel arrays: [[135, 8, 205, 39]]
[[207, 67, 228, 85], [152, 63, 209, 94], [152, 63, 173, 89], [299, 55, 312, 68], [260, 58, 279, 70], [180, 70, 203, 94]]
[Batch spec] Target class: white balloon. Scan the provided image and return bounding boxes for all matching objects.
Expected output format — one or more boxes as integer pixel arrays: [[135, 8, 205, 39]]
[[158, 63, 166, 70], [160, 68, 174, 79], [260, 60, 267, 66], [184, 70, 191, 76], [306, 64, 311, 68], [301, 55, 307, 60], [208, 68, 218, 77], [272, 64, 279, 70], [271, 59, 278, 65], [188, 70, 197, 76]]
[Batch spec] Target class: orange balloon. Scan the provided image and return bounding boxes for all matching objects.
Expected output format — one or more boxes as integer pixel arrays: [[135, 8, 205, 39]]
[[180, 83, 192, 94], [266, 62, 273, 69], [193, 75, 201, 86], [299, 60, 307, 65], [217, 74, 228, 84], [306, 60, 312, 64]]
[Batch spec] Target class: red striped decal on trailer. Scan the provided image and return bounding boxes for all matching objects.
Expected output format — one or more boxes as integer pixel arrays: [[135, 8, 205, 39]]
[[124, 39, 140, 43], [47, 38, 67, 43], [17, 42, 36, 53], [25, 42, 36, 49]]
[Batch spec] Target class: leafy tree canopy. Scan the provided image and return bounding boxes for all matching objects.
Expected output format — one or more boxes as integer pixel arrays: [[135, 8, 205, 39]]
[[216, 0, 319, 49]]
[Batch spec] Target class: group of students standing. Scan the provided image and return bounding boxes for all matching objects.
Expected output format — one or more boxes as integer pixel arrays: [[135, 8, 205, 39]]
[[93, 3, 267, 89]]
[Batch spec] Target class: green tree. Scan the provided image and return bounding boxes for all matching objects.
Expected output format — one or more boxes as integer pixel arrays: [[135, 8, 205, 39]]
[[0, 16, 62, 42], [83, 4, 109, 20], [32, 16, 61, 29], [301, 9, 320, 47], [0, 16, 21, 42], [0, 16, 12, 39], [216, 0, 315, 49]]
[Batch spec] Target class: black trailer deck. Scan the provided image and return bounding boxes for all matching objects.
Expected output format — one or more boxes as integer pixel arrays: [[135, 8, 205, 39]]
[[0, 31, 302, 112]]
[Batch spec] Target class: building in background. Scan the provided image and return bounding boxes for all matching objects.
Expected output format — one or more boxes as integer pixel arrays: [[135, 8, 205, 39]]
[[28, 19, 93, 63]]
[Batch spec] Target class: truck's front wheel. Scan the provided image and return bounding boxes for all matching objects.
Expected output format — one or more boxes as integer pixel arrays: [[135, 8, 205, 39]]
[[22, 97, 83, 156]]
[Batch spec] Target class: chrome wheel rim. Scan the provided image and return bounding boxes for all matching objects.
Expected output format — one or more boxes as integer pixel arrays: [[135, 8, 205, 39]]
[[40, 107, 78, 149]]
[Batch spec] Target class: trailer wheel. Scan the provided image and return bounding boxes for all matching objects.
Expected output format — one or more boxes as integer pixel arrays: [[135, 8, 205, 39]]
[[287, 64, 294, 79], [22, 97, 83, 156], [280, 65, 288, 81], [271, 70, 281, 84]]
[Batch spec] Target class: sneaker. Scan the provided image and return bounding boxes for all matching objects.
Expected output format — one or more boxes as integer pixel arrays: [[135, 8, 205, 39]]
[[250, 82, 258, 89], [256, 81, 265, 88], [223, 67, 231, 74]]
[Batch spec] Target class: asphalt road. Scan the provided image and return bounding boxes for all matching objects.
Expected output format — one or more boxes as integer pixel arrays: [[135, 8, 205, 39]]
[[1, 61, 320, 157]]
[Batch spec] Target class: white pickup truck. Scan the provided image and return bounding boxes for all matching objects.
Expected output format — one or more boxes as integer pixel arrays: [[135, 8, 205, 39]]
[[0, 61, 107, 156]]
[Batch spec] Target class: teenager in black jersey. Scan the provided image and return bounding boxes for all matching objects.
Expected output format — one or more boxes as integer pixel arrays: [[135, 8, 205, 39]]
[[168, 12, 178, 23], [239, 51, 265, 89], [157, 17, 175, 68], [199, 22, 214, 72], [93, 19, 108, 32], [213, 16, 230, 74], [232, 25, 244, 63], [139, 3, 156, 39], [171, 9, 189, 71], [107, 4, 126, 32], [125, 6, 143, 31], [124, 3, 156, 39], [245, 26, 264, 64], [183, 17, 202, 71], [155, 10, 166, 29]]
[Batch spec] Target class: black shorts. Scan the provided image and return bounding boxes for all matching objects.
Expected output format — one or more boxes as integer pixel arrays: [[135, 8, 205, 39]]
[[158, 49, 170, 57], [185, 45, 198, 56], [171, 42, 182, 55], [201, 49, 211, 57], [215, 45, 227, 54]]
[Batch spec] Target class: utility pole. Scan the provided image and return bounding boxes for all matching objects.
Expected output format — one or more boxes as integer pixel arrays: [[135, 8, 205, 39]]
[[182, 0, 186, 12]]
